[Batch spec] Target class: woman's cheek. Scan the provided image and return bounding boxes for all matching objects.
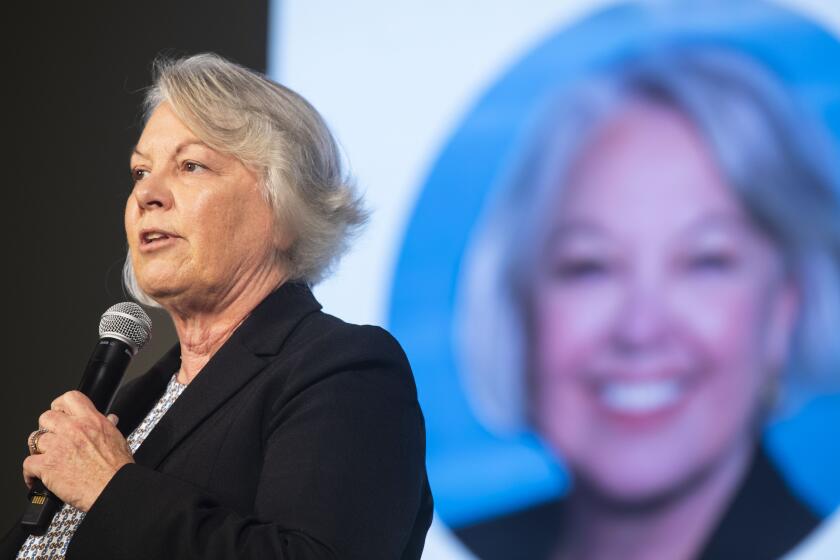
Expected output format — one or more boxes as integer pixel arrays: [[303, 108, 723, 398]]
[[534, 280, 623, 352], [671, 279, 764, 362], [530, 282, 622, 449]]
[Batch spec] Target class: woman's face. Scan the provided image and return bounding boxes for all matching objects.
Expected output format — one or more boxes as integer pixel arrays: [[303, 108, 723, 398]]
[[126, 103, 279, 310], [530, 103, 797, 504]]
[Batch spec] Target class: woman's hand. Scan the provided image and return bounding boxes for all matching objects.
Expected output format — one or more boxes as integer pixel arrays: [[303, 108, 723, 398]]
[[23, 390, 134, 512]]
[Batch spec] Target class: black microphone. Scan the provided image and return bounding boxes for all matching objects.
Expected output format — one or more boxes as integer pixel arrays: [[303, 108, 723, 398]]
[[21, 302, 152, 535]]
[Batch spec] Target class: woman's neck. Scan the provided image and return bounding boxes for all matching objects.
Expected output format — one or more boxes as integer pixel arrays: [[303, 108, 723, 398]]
[[556, 440, 754, 560], [168, 267, 286, 384]]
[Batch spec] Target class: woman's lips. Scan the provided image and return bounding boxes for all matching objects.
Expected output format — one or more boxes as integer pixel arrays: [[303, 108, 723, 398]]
[[585, 374, 698, 425], [138, 230, 179, 253]]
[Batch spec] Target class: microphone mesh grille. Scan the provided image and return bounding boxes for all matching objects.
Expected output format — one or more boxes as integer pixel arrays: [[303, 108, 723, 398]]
[[99, 302, 152, 352]]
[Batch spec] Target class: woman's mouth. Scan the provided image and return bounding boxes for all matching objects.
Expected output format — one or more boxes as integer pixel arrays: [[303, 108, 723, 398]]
[[598, 379, 685, 414], [139, 230, 178, 252]]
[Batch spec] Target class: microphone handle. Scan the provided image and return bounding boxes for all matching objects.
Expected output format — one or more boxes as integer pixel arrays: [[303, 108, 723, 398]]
[[21, 481, 60, 535], [21, 338, 133, 535]]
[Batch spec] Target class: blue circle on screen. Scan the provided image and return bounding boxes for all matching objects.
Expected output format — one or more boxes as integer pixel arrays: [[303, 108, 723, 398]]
[[387, 1, 840, 526]]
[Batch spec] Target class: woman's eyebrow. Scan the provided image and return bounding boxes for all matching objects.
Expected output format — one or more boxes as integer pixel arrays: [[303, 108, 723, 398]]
[[130, 140, 211, 159], [680, 212, 751, 237], [547, 221, 608, 242], [173, 140, 212, 157]]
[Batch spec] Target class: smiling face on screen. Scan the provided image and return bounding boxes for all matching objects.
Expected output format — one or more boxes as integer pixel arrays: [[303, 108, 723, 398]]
[[528, 102, 797, 503]]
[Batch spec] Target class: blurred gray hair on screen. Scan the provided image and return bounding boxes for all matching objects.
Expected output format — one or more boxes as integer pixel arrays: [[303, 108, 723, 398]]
[[123, 53, 368, 307], [455, 44, 840, 435]]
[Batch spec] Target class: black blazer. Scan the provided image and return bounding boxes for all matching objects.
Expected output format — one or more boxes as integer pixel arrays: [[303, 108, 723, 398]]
[[455, 446, 819, 560], [2, 282, 433, 559]]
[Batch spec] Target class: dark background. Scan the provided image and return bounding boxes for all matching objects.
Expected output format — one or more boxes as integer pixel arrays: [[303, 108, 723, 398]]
[[3, 0, 269, 531]]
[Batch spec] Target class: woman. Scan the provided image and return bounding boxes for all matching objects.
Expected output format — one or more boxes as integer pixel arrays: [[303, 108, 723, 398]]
[[454, 45, 838, 559], [2, 53, 432, 559]]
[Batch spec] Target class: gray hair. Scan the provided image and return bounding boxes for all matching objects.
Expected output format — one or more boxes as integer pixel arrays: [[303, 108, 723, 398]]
[[455, 45, 840, 434], [124, 53, 367, 306]]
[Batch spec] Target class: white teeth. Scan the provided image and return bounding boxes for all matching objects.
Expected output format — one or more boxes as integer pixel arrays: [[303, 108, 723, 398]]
[[600, 380, 682, 413], [145, 232, 166, 242]]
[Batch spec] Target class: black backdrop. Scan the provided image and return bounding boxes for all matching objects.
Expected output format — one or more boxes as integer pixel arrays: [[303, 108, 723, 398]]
[[3, 0, 269, 531]]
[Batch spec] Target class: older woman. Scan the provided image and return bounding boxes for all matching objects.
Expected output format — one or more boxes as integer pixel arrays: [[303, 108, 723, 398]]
[[2, 53, 432, 559], [454, 45, 838, 559]]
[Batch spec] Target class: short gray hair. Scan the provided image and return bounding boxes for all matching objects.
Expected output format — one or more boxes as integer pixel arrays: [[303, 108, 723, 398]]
[[456, 45, 840, 434], [124, 53, 367, 306]]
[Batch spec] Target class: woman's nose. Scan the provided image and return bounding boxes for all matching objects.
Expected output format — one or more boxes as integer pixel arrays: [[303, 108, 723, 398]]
[[611, 282, 671, 353], [132, 174, 173, 211]]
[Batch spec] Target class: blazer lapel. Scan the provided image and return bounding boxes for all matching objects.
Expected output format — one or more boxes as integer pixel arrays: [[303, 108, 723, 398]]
[[110, 345, 181, 438], [128, 282, 322, 469], [131, 338, 267, 469]]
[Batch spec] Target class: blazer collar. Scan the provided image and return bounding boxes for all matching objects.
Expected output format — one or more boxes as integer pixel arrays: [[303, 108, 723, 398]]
[[235, 281, 322, 356], [112, 282, 322, 469]]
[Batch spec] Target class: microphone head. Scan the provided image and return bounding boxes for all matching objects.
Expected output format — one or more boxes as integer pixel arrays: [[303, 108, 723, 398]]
[[99, 302, 153, 354]]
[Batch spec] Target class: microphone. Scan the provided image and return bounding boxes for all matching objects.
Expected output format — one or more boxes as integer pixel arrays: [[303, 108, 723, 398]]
[[21, 302, 152, 535]]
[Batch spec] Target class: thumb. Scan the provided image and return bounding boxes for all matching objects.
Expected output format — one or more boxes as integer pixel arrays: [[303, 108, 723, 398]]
[[106, 414, 119, 426]]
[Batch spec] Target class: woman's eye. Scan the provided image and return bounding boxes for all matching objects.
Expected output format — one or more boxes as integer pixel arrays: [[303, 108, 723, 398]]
[[551, 258, 611, 281], [130, 168, 148, 182], [686, 252, 736, 273], [183, 161, 206, 173]]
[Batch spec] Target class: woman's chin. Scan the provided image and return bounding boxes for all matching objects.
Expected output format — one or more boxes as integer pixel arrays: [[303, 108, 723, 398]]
[[572, 451, 713, 508], [581, 473, 689, 507], [136, 279, 188, 307]]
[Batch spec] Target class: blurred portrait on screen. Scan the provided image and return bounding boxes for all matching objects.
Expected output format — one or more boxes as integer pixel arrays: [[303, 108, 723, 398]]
[[453, 43, 840, 560]]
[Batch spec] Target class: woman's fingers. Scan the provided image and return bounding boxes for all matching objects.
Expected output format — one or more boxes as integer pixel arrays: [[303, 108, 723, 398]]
[[22, 453, 45, 489], [28, 430, 55, 455], [51, 390, 97, 417], [37, 409, 72, 434], [24, 391, 133, 511]]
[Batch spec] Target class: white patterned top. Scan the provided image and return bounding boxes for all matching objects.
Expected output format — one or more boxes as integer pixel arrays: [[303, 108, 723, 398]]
[[17, 374, 186, 560]]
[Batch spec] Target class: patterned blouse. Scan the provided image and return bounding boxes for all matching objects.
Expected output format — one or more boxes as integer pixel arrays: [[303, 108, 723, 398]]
[[17, 374, 187, 560]]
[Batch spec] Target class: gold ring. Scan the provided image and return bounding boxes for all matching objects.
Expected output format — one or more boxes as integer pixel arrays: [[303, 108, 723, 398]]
[[27, 428, 48, 455]]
